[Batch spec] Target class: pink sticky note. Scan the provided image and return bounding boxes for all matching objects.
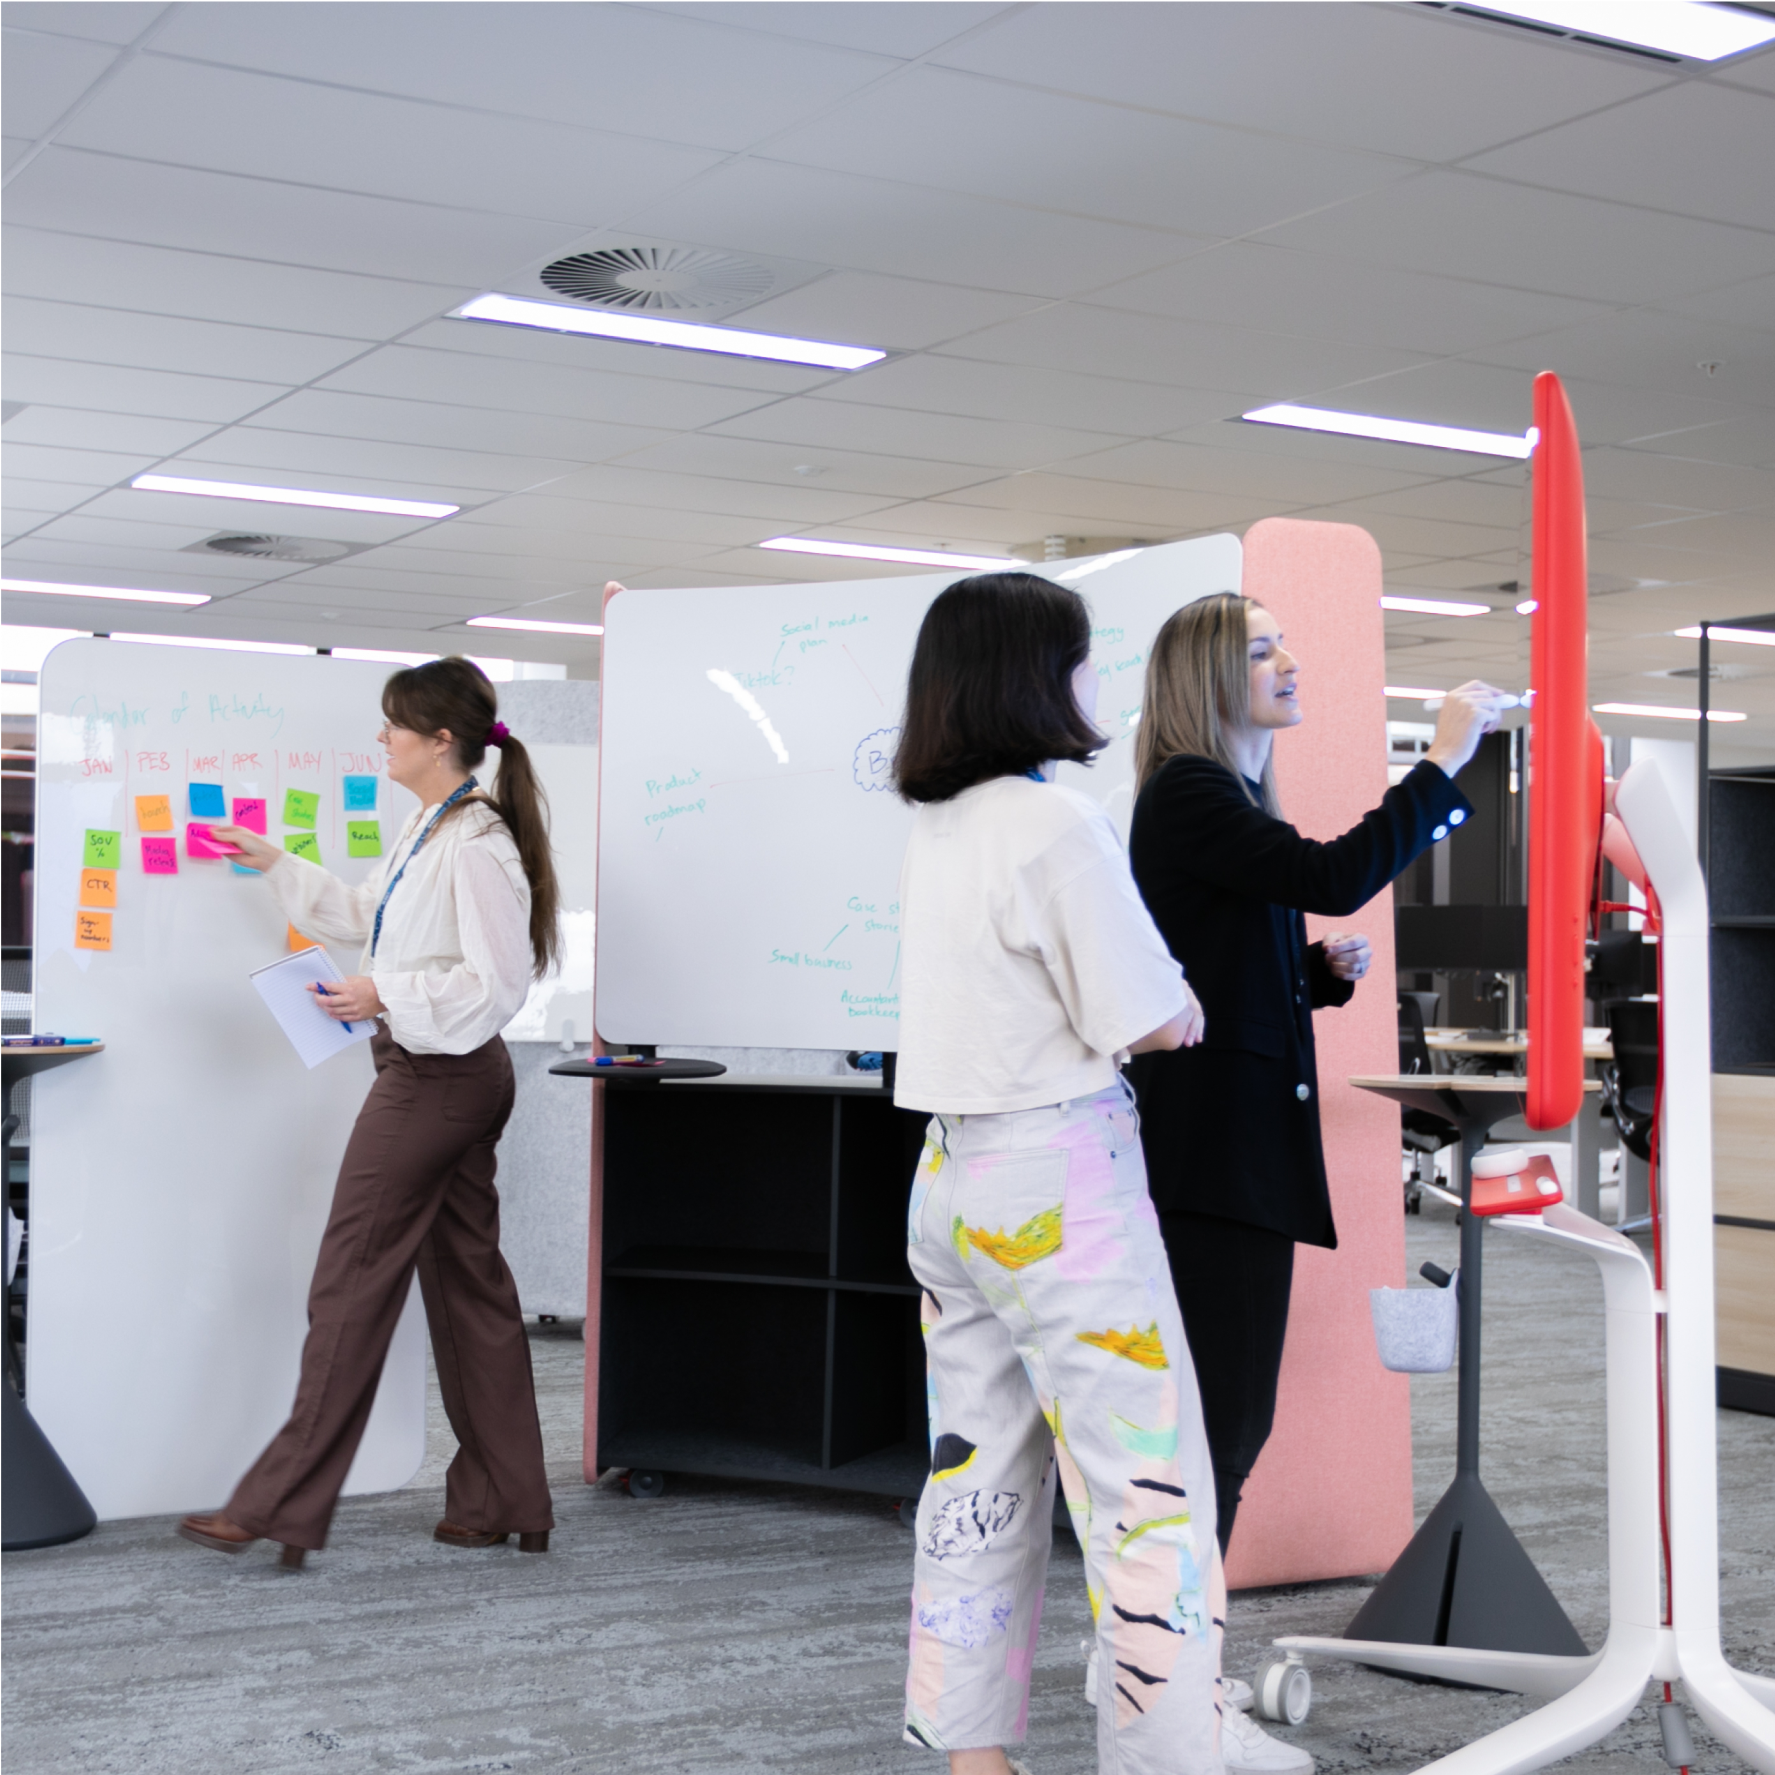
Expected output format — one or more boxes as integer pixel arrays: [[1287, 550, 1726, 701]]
[[186, 822, 239, 860], [142, 836, 178, 875], [232, 797, 268, 835]]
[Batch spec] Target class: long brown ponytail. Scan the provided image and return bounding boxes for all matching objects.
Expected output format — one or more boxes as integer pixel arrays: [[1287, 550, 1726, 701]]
[[380, 657, 562, 977]]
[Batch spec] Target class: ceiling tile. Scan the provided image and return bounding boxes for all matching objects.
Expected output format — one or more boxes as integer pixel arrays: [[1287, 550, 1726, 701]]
[[56, 486, 434, 546], [2, 296, 374, 384], [314, 343, 780, 432], [930, 471, 1273, 531], [0, 405, 221, 458], [149, 2, 896, 150], [235, 388, 675, 464], [2, 438, 162, 485], [929, 2, 1672, 161], [629, 158, 1211, 298], [517, 460, 897, 524], [181, 429, 584, 500], [2, 353, 284, 422], [611, 431, 1000, 501], [938, 302, 1425, 398], [761, 63, 1410, 237], [451, 493, 779, 550], [5, 148, 582, 285], [1259, 171, 1775, 306], [1, 226, 458, 336], [724, 271, 1045, 352], [643, 3, 1007, 59], [4, 5, 165, 46], [1332, 478, 1531, 529], [0, 26, 118, 137], [1062, 436, 1435, 504], [1089, 240, 1608, 355], [1463, 82, 1775, 234], [59, 55, 726, 222], [1577, 447, 1775, 512]]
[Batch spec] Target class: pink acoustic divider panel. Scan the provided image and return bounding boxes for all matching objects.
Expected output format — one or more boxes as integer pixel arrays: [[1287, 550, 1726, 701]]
[[1225, 517, 1414, 1590]]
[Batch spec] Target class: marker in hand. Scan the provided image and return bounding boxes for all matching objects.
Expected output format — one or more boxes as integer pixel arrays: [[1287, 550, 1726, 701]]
[[315, 981, 352, 1033]]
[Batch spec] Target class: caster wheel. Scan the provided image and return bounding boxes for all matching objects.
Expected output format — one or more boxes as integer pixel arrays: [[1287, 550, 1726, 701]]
[[626, 1468, 667, 1499], [1253, 1655, 1311, 1726]]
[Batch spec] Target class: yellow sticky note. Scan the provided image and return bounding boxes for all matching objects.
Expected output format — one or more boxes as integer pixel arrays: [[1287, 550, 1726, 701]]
[[75, 909, 113, 951], [135, 795, 174, 833], [288, 924, 320, 954], [79, 868, 117, 910]]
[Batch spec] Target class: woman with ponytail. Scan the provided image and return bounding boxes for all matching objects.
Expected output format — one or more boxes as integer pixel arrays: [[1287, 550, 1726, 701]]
[[177, 657, 559, 1566]]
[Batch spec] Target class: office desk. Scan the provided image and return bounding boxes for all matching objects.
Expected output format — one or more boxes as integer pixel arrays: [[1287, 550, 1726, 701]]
[[1422, 1032, 1613, 1218]]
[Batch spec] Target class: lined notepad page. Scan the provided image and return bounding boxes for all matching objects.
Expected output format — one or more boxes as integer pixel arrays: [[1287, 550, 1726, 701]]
[[250, 948, 374, 1069]]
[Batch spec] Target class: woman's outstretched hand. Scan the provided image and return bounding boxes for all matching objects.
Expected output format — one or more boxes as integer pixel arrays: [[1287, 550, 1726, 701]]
[[1322, 932, 1371, 983], [206, 824, 281, 870], [1424, 681, 1508, 778], [308, 976, 385, 1021]]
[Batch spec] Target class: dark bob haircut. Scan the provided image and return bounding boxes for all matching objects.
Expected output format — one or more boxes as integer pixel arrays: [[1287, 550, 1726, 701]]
[[894, 572, 1105, 804]]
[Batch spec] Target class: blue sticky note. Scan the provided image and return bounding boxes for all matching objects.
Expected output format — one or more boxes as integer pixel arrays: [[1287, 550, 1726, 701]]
[[231, 862, 259, 876], [189, 783, 226, 819], [342, 774, 378, 811]]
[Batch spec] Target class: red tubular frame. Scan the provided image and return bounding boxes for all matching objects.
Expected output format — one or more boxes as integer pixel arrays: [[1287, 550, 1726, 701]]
[[1527, 371, 1600, 1130]]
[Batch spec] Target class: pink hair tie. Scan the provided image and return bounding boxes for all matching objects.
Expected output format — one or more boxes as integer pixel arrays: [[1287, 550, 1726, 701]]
[[487, 721, 511, 747]]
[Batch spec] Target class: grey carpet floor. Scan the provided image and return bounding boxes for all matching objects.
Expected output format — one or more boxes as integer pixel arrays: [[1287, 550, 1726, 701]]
[[4, 1204, 1772, 1774]]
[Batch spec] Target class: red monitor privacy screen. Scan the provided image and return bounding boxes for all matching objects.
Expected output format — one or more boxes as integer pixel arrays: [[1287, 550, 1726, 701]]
[[1527, 371, 1603, 1131]]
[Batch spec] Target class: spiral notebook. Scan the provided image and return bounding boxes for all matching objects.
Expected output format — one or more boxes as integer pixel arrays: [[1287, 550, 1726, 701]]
[[249, 947, 374, 1069]]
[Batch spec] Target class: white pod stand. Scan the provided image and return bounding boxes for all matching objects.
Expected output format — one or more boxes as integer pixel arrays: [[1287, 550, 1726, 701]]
[[1272, 757, 1775, 1774]]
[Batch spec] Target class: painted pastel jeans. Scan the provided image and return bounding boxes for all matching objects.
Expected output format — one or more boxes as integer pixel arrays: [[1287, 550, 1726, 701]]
[[903, 1080, 1225, 1774]]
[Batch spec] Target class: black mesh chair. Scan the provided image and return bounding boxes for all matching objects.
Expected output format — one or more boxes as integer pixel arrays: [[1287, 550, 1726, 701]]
[[1399, 995, 1460, 1213], [1601, 998, 1659, 1163]]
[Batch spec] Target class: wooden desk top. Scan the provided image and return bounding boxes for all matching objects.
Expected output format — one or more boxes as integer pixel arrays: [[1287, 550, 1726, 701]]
[[1425, 1030, 1614, 1061], [1, 1041, 105, 1085], [1352, 1073, 1602, 1094]]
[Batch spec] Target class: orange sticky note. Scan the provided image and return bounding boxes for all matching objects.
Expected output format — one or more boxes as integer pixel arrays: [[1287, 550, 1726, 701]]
[[75, 909, 113, 951], [79, 868, 117, 910], [135, 794, 173, 833], [288, 925, 321, 953]]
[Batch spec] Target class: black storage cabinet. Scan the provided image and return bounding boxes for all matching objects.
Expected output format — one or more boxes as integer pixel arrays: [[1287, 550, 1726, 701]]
[[597, 1074, 932, 1494]]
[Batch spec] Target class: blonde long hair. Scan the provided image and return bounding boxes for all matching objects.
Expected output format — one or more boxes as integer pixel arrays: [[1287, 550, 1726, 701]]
[[1133, 592, 1281, 815]]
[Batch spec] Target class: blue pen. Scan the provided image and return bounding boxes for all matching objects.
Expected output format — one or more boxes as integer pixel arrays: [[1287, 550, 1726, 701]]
[[316, 982, 353, 1033]]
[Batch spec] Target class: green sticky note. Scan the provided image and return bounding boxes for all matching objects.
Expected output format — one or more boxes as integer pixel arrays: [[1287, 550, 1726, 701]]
[[283, 831, 322, 864], [83, 828, 122, 869], [283, 789, 319, 829], [347, 820, 382, 859]]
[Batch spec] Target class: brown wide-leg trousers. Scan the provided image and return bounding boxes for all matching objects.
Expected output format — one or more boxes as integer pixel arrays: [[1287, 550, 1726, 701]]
[[228, 1028, 553, 1550]]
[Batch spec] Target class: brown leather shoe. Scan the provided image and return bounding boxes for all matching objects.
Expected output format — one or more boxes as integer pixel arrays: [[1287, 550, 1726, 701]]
[[178, 1513, 306, 1568], [433, 1519, 549, 1552]]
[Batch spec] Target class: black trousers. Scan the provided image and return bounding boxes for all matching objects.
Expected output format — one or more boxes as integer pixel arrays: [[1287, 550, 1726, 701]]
[[1158, 1209, 1295, 1557]]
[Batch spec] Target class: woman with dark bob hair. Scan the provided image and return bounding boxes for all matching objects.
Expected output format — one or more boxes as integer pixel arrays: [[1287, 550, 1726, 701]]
[[176, 657, 560, 1567], [893, 573, 1224, 1775]]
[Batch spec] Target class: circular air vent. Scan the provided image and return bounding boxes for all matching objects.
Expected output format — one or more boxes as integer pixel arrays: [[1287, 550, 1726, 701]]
[[539, 246, 775, 313], [199, 533, 352, 564]]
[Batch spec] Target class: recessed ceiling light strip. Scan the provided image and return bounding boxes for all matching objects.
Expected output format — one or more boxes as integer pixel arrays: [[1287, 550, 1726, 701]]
[[1447, 1, 1775, 61], [131, 474, 459, 520], [109, 633, 314, 656], [1674, 624, 1775, 648], [451, 294, 886, 372], [2, 576, 210, 607], [1243, 403, 1535, 458], [759, 537, 1021, 571], [1593, 701, 1747, 723], [1381, 595, 1494, 616], [466, 616, 604, 637]]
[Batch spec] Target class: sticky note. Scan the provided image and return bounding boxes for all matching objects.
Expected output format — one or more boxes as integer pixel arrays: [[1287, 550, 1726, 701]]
[[83, 829, 121, 869], [135, 795, 173, 833], [284, 831, 321, 863], [342, 775, 378, 811], [189, 783, 226, 819], [80, 868, 117, 910], [289, 925, 321, 953], [284, 789, 319, 829], [75, 910, 112, 952], [232, 797, 268, 835], [346, 820, 382, 859], [232, 863, 259, 876], [186, 823, 240, 860], [142, 837, 178, 875]]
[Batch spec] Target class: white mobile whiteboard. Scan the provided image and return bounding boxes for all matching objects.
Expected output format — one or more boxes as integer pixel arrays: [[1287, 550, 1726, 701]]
[[31, 640, 425, 1522], [596, 535, 1241, 1050]]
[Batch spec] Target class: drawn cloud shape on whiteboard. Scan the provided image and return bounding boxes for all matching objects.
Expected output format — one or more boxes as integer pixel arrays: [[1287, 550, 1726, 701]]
[[706, 669, 789, 764], [853, 727, 900, 792]]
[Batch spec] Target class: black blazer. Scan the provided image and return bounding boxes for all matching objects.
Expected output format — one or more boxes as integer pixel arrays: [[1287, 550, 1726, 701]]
[[1126, 756, 1471, 1248]]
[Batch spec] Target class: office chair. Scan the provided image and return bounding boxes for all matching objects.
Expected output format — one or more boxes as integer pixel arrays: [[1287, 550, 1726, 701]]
[[1398, 996, 1459, 1214], [1600, 998, 1659, 1164]]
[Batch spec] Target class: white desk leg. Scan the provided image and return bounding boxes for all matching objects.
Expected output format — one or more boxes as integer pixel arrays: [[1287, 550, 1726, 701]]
[[1569, 1094, 1602, 1222]]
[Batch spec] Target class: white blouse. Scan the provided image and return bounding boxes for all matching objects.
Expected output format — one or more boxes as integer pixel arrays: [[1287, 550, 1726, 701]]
[[261, 795, 534, 1056]]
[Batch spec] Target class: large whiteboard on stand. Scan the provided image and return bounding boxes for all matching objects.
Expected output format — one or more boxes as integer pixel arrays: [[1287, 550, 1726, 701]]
[[596, 534, 1241, 1049], [30, 640, 426, 1522]]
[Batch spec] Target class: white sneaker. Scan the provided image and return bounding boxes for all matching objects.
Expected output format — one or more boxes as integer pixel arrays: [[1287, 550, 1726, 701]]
[[1223, 1676, 1254, 1711], [1221, 1704, 1314, 1773]]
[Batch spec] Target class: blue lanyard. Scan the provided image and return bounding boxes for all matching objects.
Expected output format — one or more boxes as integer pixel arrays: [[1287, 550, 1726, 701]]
[[370, 777, 476, 960]]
